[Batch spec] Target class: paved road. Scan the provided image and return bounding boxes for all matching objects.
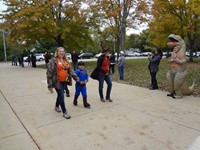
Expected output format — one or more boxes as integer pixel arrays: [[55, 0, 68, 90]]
[[0, 62, 200, 150]]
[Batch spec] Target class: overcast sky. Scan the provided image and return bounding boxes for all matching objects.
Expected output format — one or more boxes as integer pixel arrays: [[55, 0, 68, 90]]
[[0, 1, 6, 12]]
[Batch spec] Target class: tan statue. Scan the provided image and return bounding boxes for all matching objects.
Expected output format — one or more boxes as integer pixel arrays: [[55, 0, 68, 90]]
[[166, 34, 194, 99]]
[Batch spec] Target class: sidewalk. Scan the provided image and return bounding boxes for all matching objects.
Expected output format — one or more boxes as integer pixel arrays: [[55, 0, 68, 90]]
[[0, 62, 200, 150]]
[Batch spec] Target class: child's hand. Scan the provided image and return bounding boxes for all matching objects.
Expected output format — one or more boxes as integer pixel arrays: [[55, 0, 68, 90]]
[[80, 81, 85, 85]]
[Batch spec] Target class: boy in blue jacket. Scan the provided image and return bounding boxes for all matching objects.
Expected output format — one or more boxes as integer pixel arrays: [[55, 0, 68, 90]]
[[73, 61, 91, 109]]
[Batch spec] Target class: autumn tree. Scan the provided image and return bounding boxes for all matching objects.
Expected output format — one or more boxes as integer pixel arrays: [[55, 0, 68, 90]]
[[86, 0, 150, 54], [0, 0, 92, 51], [148, 0, 200, 62]]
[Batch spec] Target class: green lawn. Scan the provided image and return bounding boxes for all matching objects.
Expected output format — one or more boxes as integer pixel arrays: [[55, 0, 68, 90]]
[[40, 58, 200, 96]]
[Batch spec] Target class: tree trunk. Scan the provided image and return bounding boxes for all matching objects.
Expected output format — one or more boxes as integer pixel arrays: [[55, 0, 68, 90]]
[[187, 33, 194, 62], [120, 0, 128, 52], [54, 34, 64, 47]]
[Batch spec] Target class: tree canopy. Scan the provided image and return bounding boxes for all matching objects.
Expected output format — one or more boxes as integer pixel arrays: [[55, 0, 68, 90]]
[[148, 0, 200, 61], [1, 0, 92, 50]]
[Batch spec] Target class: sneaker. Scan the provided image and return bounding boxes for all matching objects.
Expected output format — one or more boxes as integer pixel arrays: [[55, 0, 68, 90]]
[[55, 107, 61, 113], [100, 98, 106, 102], [63, 112, 71, 119], [106, 98, 113, 102]]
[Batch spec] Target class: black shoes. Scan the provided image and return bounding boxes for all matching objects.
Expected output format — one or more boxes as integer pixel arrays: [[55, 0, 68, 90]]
[[106, 98, 113, 102], [149, 87, 158, 90], [84, 103, 91, 109]]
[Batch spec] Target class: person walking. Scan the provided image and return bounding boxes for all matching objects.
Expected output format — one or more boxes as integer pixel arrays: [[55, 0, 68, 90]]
[[148, 49, 163, 90], [109, 52, 116, 75], [118, 51, 125, 80], [47, 47, 71, 119], [97, 43, 113, 102], [73, 61, 91, 109], [71, 50, 79, 71]]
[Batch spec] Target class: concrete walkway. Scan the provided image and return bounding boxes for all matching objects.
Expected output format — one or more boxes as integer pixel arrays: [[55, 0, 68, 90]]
[[0, 62, 200, 150]]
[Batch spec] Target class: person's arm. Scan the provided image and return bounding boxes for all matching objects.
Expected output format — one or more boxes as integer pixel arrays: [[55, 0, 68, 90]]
[[148, 55, 161, 63], [46, 59, 55, 88], [118, 57, 122, 67], [85, 70, 89, 83], [174, 52, 186, 64]]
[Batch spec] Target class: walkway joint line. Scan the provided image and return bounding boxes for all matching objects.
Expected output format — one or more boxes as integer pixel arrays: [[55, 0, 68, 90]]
[[0, 90, 41, 150]]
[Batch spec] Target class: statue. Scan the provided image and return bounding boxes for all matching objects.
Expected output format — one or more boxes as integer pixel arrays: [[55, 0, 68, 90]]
[[166, 34, 194, 99]]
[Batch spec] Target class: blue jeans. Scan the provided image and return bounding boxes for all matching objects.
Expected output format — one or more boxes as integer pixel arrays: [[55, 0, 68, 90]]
[[55, 82, 67, 113], [118, 66, 124, 80], [75, 84, 87, 97], [98, 73, 112, 99]]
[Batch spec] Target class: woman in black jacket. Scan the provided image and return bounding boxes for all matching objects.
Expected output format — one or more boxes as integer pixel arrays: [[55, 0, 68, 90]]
[[148, 49, 163, 90]]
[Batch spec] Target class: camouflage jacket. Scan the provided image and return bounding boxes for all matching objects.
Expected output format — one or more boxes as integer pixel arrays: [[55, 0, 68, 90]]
[[46, 58, 78, 89]]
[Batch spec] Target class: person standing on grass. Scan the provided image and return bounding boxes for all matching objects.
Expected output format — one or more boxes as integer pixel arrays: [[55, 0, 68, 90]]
[[97, 42, 113, 102], [109, 52, 116, 75], [47, 47, 72, 119], [118, 51, 125, 80], [148, 49, 163, 90]]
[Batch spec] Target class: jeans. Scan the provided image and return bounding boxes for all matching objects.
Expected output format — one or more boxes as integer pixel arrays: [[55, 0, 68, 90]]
[[110, 64, 115, 74], [150, 71, 158, 89], [75, 84, 87, 97], [55, 82, 67, 113], [118, 66, 124, 80], [98, 73, 112, 99]]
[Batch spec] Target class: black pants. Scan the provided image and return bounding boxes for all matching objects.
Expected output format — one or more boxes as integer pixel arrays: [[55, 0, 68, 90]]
[[150, 71, 158, 89], [110, 64, 115, 74]]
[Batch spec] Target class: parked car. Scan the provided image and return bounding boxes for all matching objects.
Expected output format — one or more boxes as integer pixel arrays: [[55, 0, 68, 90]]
[[141, 52, 150, 56], [95, 52, 117, 58], [23, 56, 28, 62], [126, 52, 142, 57], [35, 53, 45, 61], [66, 53, 71, 59], [78, 53, 94, 59], [95, 53, 102, 58]]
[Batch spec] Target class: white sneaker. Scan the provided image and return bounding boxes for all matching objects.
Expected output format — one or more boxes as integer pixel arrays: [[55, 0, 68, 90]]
[[63, 112, 71, 119], [55, 107, 61, 113]]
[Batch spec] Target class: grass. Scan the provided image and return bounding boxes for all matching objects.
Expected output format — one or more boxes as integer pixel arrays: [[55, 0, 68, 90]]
[[39, 58, 200, 97]]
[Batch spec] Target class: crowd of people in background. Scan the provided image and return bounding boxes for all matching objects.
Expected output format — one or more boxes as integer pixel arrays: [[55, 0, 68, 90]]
[[11, 52, 52, 68]]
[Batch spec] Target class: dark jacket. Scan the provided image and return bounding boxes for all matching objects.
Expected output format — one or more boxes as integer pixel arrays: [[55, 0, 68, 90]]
[[72, 53, 78, 63], [97, 55, 110, 75], [148, 55, 162, 72], [110, 54, 115, 64]]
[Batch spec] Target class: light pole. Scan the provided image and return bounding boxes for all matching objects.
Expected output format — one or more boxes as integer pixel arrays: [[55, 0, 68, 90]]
[[1, 30, 7, 61]]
